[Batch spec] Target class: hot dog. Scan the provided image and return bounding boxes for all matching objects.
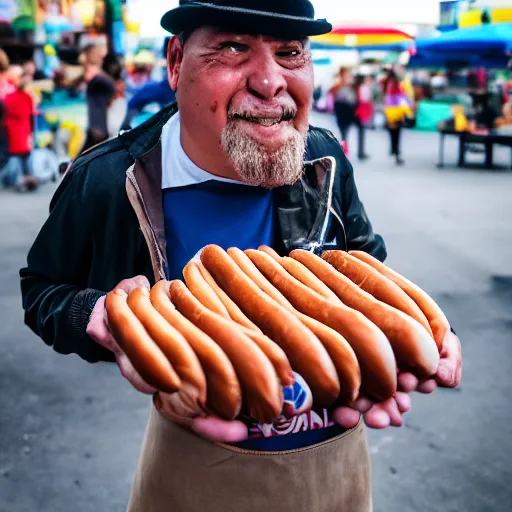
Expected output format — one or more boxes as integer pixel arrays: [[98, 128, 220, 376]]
[[295, 315, 361, 404], [233, 252, 361, 403], [245, 249, 397, 401], [281, 257, 343, 304], [150, 280, 242, 420], [127, 287, 208, 410], [183, 261, 230, 318], [322, 251, 434, 338], [237, 328, 295, 387], [195, 261, 262, 332], [226, 247, 294, 310], [350, 250, 449, 351], [201, 245, 340, 407], [257, 245, 283, 262], [105, 288, 181, 393], [170, 280, 283, 424], [291, 250, 440, 377]]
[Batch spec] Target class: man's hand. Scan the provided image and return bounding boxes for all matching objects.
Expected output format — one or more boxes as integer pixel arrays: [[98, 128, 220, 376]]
[[86, 276, 249, 443], [86, 275, 157, 394], [334, 331, 462, 430]]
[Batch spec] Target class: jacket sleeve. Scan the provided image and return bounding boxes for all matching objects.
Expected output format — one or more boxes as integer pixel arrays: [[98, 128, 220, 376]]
[[20, 167, 115, 363], [339, 156, 388, 262]]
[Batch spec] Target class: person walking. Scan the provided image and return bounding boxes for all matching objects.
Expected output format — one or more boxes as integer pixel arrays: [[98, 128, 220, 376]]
[[20, 1, 462, 511], [382, 69, 413, 166], [80, 42, 116, 153], [354, 74, 374, 160]]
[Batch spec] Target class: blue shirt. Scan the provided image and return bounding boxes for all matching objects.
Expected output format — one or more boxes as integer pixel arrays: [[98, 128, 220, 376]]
[[128, 79, 176, 111], [163, 180, 274, 280]]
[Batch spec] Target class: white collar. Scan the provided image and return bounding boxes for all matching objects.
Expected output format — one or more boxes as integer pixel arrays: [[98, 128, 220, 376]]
[[161, 112, 245, 189]]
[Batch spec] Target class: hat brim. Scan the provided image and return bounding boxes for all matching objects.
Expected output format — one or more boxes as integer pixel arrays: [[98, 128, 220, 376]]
[[161, 4, 332, 39]]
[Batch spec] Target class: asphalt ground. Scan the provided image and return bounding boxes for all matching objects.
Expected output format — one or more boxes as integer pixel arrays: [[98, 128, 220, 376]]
[[1, 116, 511, 511]]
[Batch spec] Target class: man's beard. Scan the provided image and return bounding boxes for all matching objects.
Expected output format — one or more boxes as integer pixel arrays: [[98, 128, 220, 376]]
[[220, 121, 307, 189]]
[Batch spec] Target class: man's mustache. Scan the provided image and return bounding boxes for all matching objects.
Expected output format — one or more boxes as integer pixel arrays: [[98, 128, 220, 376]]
[[228, 105, 297, 123]]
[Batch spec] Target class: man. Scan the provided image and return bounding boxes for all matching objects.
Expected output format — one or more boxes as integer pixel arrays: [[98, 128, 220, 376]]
[[79, 42, 116, 152], [20, 1, 462, 511]]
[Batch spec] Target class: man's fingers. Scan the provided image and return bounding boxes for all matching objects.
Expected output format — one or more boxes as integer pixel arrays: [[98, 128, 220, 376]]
[[395, 392, 412, 414], [191, 416, 249, 443], [116, 352, 158, 395], [436, 332, 462, 388], [398, 372, 419, 393], [350, 396, 374, 413], [115, 275, 151, 294], [363, 406, 391, 429], [417, 379, 438, 394], [379, 398, 404, 427], [333, 407, 362, 429]]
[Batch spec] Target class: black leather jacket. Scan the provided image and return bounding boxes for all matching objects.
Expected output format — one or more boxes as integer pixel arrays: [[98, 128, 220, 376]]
[[20, 104, 386, 363]]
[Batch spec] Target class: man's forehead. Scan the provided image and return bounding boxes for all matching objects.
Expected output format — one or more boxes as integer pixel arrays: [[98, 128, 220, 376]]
[[194, 26, 307, 45]]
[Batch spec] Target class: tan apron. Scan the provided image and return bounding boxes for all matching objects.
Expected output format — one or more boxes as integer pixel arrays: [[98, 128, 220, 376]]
[[127, 406, 372, 512]]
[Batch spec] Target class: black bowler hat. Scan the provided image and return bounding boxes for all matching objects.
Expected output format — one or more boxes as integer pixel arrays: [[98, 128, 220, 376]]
[[161, 0, 332, 39]]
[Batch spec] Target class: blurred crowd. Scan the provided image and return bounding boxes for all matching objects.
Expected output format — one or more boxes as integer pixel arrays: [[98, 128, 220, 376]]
[[0, 37, 175, 193], [314, 64, 512, 166]]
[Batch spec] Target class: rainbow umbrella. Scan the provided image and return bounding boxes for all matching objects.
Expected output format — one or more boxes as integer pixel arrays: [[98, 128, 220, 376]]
[[311, 26, 415, 52]]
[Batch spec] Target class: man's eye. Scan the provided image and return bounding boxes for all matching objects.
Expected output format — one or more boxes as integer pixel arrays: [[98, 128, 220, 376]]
[[218, 42, 248, 54], [276, 49, 302, 58]]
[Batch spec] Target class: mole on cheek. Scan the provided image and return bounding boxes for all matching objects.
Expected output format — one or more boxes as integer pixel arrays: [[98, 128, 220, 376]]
[[210, 101, 218, 113]]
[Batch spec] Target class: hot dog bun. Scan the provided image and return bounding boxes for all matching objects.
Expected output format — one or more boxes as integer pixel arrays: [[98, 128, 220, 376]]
[[227, 247, 294, 310], [291, 250, 440, 377], [105, 288, 181, 393], [245, 249, 397, 401], [183, 261, 230, 318], [127, 287, 208, 410], [350, 250, 449, 351], [281, 256, 343, 303], [195, 261, 262, 332], [257, 245, 283, 262], [201, 245, 340, 407], [322, 251, 434, 338], [150, 281, 241, 420], [170, 280, 283, 424]]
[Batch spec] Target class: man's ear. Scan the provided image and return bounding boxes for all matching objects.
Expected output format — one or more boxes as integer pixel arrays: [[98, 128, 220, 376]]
[[167, 36, 183, 92]]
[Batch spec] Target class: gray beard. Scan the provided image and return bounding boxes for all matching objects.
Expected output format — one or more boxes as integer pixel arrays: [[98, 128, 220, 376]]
[[220, 122, 307, 189]]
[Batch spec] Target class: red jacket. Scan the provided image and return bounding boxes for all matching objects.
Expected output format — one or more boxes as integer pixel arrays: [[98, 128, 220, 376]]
[[4, 89, 34, 155]]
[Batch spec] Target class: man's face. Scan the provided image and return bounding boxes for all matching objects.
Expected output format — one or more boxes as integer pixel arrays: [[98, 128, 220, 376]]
[[168, 26, 314, 188]]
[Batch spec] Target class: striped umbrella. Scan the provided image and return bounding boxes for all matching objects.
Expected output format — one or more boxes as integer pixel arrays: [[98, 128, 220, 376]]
[[311, 26, 415, 52]]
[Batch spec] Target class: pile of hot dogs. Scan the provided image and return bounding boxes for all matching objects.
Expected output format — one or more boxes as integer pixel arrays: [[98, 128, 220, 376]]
[[105, 245, 449, 424]]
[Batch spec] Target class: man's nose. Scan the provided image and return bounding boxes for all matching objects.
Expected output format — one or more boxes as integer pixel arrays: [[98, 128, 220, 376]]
[[247, 55, 287, 101]]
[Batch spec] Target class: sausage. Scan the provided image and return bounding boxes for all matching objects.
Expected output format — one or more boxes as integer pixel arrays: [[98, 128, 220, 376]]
[[322, 251, 434, 338], [150, 280, 241, 420], [201, 245, 340, 407], [226, 252, 360, 402], [258, 245, 283, 262], [245, 249, 397, 401], [105, 288, 181, 393], [280, 256, 343, 303], [183, 261, 230, 318], [127, 287, 208, 410], [296, 314, 361, 404], [291, 250, 440, 377], [170, 280, 283, 424], [195, 261, 262, 332], [350, 250, 449, 351], [226, 247, 294, 310], [237, 327, 295, 387]]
